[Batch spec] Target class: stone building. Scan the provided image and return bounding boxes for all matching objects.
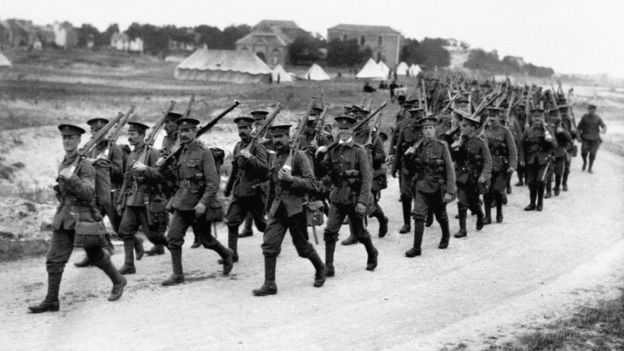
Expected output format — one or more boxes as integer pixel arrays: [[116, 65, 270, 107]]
[[327, 24, 402, 66], [236, 20, 306, 66]]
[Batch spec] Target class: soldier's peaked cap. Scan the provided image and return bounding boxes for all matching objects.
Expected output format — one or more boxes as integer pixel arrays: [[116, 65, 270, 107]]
[[58, 124, 86, 136], [310, 106, 324, 115], [334, 115, 357, 127], [127, 121, 150, 132], [268, 124, 291, 136], [86, 118, 109, 127], [176, 118, 200, 128], [165, 112, 183, 122], [250, 110, 269, 120], [234, 116, 255, 126], [419, 116, 438, 127], [588, 103, 597, 109], [557, 104, 569, 109]]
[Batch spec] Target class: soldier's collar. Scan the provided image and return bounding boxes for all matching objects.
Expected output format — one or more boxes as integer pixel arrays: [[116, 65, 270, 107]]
[[338, 137, 354, 146]]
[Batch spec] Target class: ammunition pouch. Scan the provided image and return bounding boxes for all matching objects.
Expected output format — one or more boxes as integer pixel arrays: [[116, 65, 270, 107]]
[[205, 198, 224, 222], [305, 200, 325, 226]]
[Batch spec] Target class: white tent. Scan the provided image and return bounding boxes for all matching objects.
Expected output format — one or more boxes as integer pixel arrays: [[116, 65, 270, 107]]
[[396, 62, 409, 76], [356, 58, 385, 80], [302, 63, 330, 81], [271, 64, 293, 82], [0, 51, 11, 67], [408, 64, 421, 77], [174, 48, 272, 84], [377, 61, 390, 79]]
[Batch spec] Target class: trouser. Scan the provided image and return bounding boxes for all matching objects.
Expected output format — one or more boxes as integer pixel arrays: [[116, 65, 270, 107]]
[[261, 204, 315, 258], [457, 183, 481, 214], [546, 156, 565, 191], [118, 206, 168, 246], [45, 229, 121, 301], [324, 203, 370, 243], [563, 153, 571, 186], [166, 209, 225, 252], [581, 140, 601, 169], [526, 162, 547, 206]]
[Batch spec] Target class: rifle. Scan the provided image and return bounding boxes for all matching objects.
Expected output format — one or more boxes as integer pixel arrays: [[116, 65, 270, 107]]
[[107, 105, 136, 147], [138, 101, 176, 164], [63, 111, 126, 175], [159, 100, 241, 167], [421, 78, 428, 113], [322, 102, 388, 154], [184, 94, 195, 118], [283, 99, 316, 170], [312, 104, 331, 144], [242, 103, 283, 153]]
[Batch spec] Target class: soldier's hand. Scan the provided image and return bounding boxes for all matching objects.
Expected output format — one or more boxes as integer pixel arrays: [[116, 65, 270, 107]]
[[58, 167, 74, 180], [478, 175, 486, 184], [132, 161, 147, 171], [443, 192, 455, 204], [278, 167, 294, 182], [507, 167, 515, 174], [355, 202, 367, 216], [156, 157, 166, 167], [316, 146, 328, 155], [385, 155, 394, 164], [239, 150, 252, 159], [93, 158, 111, 168], [405, 146, 415, 155], [519, 160, 525, 167], [391, 170, 397, 178], [194, 203, 206, 217]]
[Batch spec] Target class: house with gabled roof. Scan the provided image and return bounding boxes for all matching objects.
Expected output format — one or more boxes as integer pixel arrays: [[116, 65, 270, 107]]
[[236, 19, 307, 67], [327, 24, 402, 66]]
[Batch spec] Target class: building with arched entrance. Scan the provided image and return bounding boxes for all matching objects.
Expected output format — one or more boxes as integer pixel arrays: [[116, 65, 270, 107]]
[[235, 20, 307, 67]]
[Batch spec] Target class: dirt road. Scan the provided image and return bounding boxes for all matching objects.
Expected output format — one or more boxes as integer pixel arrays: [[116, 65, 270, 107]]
[[1, 151, 622, 351]]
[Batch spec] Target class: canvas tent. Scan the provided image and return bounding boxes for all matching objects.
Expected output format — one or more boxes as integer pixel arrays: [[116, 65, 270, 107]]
[[377, 61, 390, 79], [396, 62, 409, 76], [408, 64, 421, 77], [356, 58, 385, 80], [302, 63, 330, 81], [271, 64, 293, 82], [175, 48, 272, 84], [0, 51, 11, 68]]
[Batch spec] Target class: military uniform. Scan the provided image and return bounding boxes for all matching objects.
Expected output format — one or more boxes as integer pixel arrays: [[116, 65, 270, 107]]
[[559, 106, 578, 190], [29, 124, 125, 314], [577, 106, 606, 173], [391, 108, 424, 233], [117, 122, 169, 274], [404, 117, 456, 256], [483, 122, 517, 223], [545, 112, 573, 197], [253, 125, 326, 296], [160, 119, 234, 285], [519, 119, 557, 211], [224, 117, 269, 260], [451, 129, 492, 237], [319, 116, 377, 277]]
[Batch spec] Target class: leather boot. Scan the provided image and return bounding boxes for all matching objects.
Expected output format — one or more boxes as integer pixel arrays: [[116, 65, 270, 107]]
[[405, 221, 424, 257], [483, 194, 492, 225], [562, 172, 569, 191], [544, 180, 552, 199], [588, 157, 595, 173], [325, 241, 336, 277], [399, 200, 411, 234], [341, 234, 358, 246], [28, 272, 62, 313], [525, 184, 537, 211], [145, 244, 165, 256], [134, 236, 144, 261], [104, 233, 115, 256], [239, 214, 254, 238], [439, 219, 451, 249], [454, 207, 467, 238], [475, 206, 485, 231], [253, 256, 277, 296], [308, 251, 326, 288], [73, 255, 91, 268], [162, 248, 184, 286], [495, 194, 504, 223], [554, 173, 562, 196], [214, 242, 234, 276], [372, 207, 389, 238], [425, 208, 434, 227], [360, 237, 378, 271], [190, 233, 201, 249], [94, 252, 127, 301], [537, 183, 545, 211], [581, 155, 587, 171], [227, 225, 239, 260], [118, 239, 136, 275]]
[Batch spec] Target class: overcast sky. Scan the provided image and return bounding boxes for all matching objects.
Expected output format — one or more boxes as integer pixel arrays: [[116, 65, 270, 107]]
[[4, 0, 623, 77]]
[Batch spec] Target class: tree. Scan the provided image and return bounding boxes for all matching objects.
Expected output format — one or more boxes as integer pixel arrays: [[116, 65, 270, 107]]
[[76, 24, 99, 48], [97, 23, 119, 47], [400, 37, 450, 69], [220, 24, 251, 49], [327, 38, 370, 67], [288, 35, 324, 65]]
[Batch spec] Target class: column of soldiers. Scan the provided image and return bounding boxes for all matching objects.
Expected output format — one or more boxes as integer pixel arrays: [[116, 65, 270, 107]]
[[30, 76, 607, 312]]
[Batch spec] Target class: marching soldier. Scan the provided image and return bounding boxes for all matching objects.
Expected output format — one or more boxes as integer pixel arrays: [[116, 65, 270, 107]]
[[577, 103, 607, 173], [253, 125, 326, 296], [73, 117, 124, 267], [519, 108, 557, 211], [159, 118, 234, 285], [391, 107, 425, 234], [558, 105, 578, 191], [116, 121, 169, 274], [224, 116, 269, 262], [317, 116, 378, 277], [483, 107, 517, 224], [451, 114, 492, 238], [403, 116, 456, 257], [29, 124, 126, 313], [544, 109, 572, 197]]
